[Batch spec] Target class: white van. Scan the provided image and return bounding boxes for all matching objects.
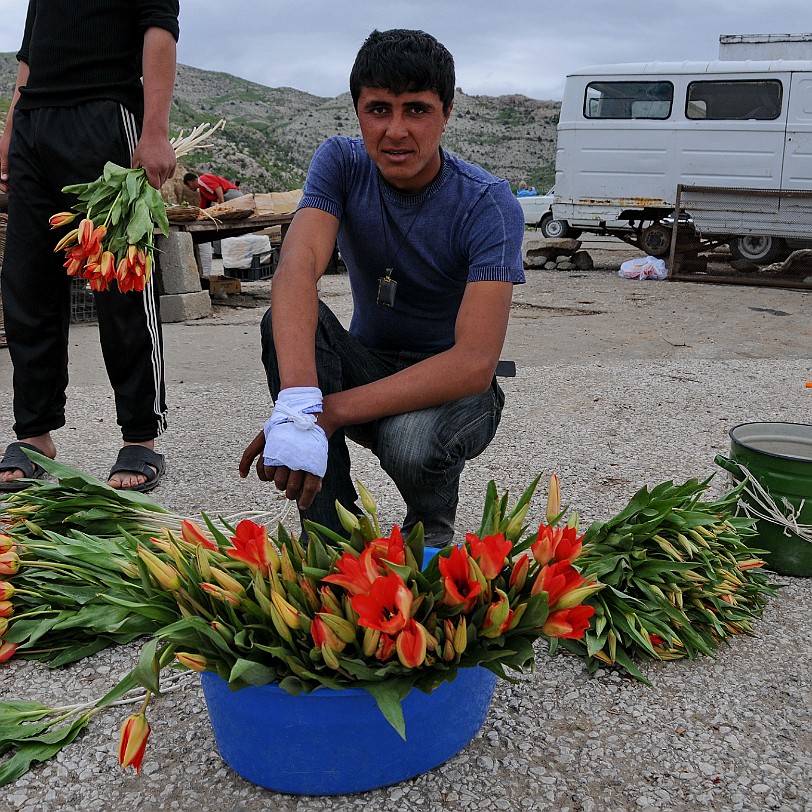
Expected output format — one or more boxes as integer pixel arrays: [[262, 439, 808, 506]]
[[553, 59, 812, 261]]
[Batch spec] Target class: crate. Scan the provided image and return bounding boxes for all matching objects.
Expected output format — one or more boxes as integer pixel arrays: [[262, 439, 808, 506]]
[[70, 277, 98, 323], [223, 249, 277, 282]]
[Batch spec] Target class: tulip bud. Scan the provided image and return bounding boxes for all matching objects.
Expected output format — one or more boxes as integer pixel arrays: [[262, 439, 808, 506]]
[[0, 535, 13, 553], [137, 546, 180, 591], [0, 601, 13, 619], [0, 581, 15, 600], [210, 567, 246, 597], [210, 620, 234, 645], [442, 637, 455, 662], [317, 611, 357, 644], [175, 652, 208, 672], [195, 545, 212, 581], [200, 582, 241, 607], [0, 641, 18, 663], [546, 473, 561, 525], [566, 511, 579, 530], [503, 501, 531, 541], [453, 616, 468, 655], [319, 586, 343, 616], [335, 501, 361, 534], [271, 591, 301, 629], [356, 480, 377, 519], [0, 617, 8, 636], [396, 620, 427, 668], [321, 643, 342, 670], [118, 713, 151, 773], [49, 211, 77, 229], [508, 554, 530, 592], [0, 550, 20, 576], [268, 604, 294, 643], [362, 626, 380, 657], [53, 227, 80, 252], [181, 519, 217, 551], [280, 547, 297, 584]]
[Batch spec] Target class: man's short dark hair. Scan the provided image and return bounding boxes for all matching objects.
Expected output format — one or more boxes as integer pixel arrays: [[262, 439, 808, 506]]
[[350, 29, 455, 114], [183, 172, 198, 184]]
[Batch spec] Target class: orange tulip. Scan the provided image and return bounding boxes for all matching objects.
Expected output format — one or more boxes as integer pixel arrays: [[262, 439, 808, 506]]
[[0, 601, 13, 619], [225, 519, 274, 575], [49, 211, 77, 229], [0, 641, 18, 662], [323, 547, 380, 596], [0, 581, 14, 600], [438, 546, 481, 612], [0, 535, 13, 553], [466, 531, 512, 580], [351, 572, 412, 635], [542, 605, 595, 639], [181, 519, 217, 551], [0, 550, 20, 576], [118, 713, 151, 773]]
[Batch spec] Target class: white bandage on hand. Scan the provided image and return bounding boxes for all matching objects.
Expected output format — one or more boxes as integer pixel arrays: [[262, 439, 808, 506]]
[[263, 387, 328, 477]]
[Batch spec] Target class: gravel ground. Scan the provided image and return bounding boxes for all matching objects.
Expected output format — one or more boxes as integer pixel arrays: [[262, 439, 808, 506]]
[[1, 244, 811, 811]]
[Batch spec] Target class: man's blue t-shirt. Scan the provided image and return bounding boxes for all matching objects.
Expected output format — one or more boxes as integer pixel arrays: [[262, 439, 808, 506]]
[[299, 136, 525, 355]]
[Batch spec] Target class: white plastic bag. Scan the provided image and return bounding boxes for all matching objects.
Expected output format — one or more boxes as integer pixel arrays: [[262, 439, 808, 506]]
[[221, 234, 272, 269], [618, 256, 668, 280]]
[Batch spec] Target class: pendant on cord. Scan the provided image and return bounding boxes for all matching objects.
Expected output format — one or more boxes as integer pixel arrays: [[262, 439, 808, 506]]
[[377, 270, 397, 308]]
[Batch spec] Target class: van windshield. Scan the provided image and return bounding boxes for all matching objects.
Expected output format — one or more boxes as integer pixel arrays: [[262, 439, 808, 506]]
[[584, 81, 673, 119]]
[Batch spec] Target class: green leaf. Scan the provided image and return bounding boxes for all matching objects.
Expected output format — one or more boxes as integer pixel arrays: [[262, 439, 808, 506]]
[[229, 658, 278, 687], [362, 680, 411, 740]]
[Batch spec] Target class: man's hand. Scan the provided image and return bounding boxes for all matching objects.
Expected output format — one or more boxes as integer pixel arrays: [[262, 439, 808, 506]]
[[239, 430, 323, 509], [131, 132, 176, 190], [0, 133, 10, 194]]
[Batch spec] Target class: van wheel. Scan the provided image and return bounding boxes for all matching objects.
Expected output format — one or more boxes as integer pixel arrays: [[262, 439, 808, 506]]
[[540, 214, 570, 239], [728, 235, 788, 264], [640, 224, 672, 257]]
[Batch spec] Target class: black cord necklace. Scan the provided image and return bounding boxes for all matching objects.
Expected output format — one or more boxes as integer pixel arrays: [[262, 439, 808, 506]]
[[376, 191, 429, 308]]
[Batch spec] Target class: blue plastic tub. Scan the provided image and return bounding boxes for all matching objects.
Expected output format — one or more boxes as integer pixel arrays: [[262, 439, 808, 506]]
[[200, 665, 497, 795]]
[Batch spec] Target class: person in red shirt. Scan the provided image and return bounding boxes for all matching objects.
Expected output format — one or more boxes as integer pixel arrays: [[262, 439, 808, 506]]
[[183, 172, 240, 207]]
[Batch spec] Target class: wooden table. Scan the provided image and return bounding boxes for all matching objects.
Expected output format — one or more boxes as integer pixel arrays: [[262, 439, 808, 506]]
[[170, 212, 295, 244]]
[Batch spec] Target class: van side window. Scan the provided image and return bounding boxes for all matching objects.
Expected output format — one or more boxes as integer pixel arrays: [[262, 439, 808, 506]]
[[686, 80, 782, 120], [584, 81, 673, 119]]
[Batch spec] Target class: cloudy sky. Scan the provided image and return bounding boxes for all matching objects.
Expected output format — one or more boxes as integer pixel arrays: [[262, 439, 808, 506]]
[[0, 1, 809, 99]]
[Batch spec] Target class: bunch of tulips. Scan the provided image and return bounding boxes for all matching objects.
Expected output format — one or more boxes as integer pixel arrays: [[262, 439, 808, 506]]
[[49, 119, 226, 293], [121, 475, 601, 746], [50, 163, 169, 293]]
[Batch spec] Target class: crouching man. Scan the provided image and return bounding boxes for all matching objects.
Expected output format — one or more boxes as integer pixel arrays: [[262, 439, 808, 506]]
[[239, 28, 525, 546]]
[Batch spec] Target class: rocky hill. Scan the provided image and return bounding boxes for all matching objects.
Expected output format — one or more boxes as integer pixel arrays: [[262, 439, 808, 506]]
[[0, 54, 559, 193]]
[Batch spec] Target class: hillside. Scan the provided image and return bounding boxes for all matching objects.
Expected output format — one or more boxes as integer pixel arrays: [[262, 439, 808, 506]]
[[0, 55, 559, 193]]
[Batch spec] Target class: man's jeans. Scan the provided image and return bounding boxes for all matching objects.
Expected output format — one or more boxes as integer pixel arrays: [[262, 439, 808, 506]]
[[260, 301, 505, 546]]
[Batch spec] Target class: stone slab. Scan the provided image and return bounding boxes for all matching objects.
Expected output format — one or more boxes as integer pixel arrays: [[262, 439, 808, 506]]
[[159, 291, 212, 322]]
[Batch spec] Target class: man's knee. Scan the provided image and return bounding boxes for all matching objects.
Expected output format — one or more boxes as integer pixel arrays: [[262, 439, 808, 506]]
[[375, 410, 453, 484]]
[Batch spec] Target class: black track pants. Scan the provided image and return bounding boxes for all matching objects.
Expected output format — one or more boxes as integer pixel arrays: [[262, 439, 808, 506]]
[[2, 100, 167, 442]]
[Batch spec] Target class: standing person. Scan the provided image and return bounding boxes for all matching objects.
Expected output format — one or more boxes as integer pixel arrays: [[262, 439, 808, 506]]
[[183, 172, 242, 207], [0, 0, 179, 493], [239, 29, 525, 546]]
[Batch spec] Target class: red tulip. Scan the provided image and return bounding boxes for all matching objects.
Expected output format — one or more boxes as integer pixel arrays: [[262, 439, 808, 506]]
[[367, 525, 406, 567], [531, 524, 583, 566], [323, 547, 379, 596], [438, 546, 481, 612], [396, 619, 428, 667], [225, 520, 274, 575], [466, 532, 512, 580], [542, 605, 595, 639], [54, 227, 80, 253], [118, 713, 151, 773], [351, 571, 412, 635]]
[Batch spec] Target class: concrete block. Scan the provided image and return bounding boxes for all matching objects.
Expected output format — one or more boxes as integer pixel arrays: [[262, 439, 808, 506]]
[[156, 232, 203, 294], [160, 291, 212, 323]]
